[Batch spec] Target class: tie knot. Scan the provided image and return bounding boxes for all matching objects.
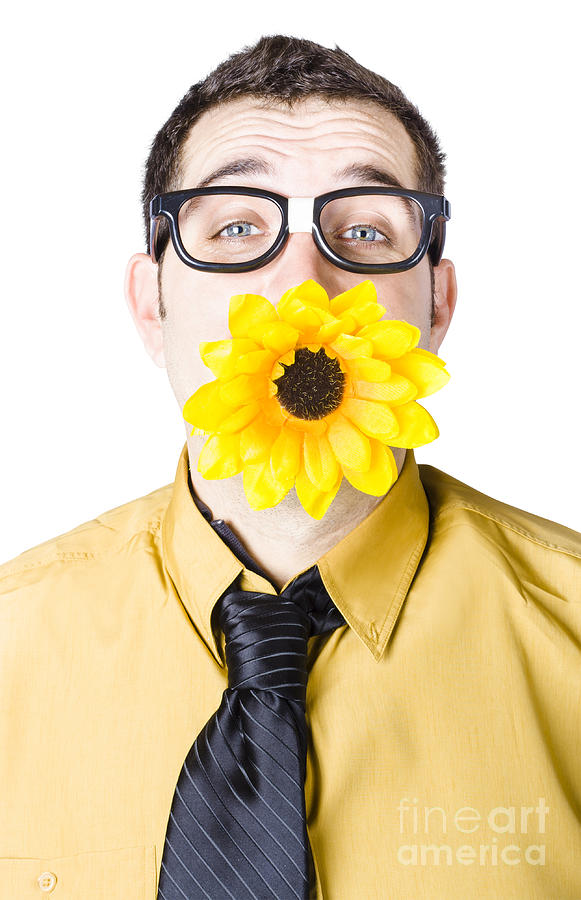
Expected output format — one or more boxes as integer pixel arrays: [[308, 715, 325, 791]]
[[217, 564, 345, 704]]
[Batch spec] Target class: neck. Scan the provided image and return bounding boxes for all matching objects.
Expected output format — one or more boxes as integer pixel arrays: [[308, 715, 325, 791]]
[[186, 433, 406, 591]]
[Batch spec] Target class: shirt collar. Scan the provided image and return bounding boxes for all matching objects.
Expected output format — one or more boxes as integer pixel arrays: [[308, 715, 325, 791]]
[[161, 442, 430, 666]]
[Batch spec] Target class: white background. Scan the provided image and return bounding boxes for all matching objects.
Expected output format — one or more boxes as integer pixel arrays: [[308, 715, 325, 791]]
[[1, 0, 580, 563]]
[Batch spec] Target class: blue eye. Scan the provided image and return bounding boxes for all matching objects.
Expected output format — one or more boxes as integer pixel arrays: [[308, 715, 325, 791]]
[[218, 221, 260, 238], [340, 224, 387, 242]]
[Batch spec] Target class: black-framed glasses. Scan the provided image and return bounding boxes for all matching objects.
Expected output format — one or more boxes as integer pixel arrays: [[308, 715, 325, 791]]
[[149, 185, 451, 274]]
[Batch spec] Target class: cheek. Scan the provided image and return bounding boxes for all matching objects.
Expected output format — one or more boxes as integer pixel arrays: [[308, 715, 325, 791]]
[[375, 264, 432, 338], [163, 265, 236, 339], [160, 271, 236, 408], [161, 318, 202, 412]]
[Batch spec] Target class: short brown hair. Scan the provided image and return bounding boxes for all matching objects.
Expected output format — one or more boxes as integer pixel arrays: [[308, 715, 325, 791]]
[[141, 35, 447, 321]]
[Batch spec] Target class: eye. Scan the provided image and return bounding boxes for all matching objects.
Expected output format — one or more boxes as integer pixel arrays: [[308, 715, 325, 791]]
[[217, 221, 261, 239], [339, 224, 388, 243]]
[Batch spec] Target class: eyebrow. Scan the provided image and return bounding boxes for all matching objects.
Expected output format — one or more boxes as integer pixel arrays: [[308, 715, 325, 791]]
[[194, 157, 408, 191], [332, 162, 406, 190]]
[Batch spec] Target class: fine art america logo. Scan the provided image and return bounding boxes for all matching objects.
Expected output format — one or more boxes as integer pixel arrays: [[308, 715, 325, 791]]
[[396, 798, 549, 867]]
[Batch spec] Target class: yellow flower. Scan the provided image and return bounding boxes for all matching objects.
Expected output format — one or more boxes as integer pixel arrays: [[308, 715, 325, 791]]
[[183, 279, 450, 519]]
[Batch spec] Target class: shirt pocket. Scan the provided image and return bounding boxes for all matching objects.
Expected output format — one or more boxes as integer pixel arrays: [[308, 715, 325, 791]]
[[0, 844, 157, 899]]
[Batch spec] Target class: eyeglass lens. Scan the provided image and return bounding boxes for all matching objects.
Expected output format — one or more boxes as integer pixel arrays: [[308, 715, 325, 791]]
[[176, 193, 425, 265]]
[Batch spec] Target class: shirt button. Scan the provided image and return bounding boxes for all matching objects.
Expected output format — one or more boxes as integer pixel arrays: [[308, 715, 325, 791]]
[[37, 871, 57, 892]]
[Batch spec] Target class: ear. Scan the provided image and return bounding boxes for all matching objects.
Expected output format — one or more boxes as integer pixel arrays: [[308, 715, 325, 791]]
[[429, 258, 458, 356], [124, 252, 166, 368]]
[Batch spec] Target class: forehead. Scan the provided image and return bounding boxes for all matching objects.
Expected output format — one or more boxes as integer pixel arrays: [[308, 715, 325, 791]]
[[178, 95, 418, 193]]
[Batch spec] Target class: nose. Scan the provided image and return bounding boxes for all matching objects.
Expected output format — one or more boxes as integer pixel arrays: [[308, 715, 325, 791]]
[[260, 230, 348, 306]]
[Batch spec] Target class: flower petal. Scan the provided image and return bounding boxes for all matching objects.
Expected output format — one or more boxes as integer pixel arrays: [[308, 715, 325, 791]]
[[234, 349, 277, 375], [347, 357, 392, 381], [329, 280, 378, 315], [247, 320, 299, 355], [239, 417, 280, 463], [327, 413, 371, 472], [270, 425, 303, 483], [198, 339, 235, 378], [197, 433, 242, 479], [284, 415, 328, 436], [182, 380, 235, 431], [328, 333, 374, 359], [388, 348, 451, 398], [303, 432, 340, 492], [295, 462, 343, 520], [242, 459, 293, 510], [278, 279, 330, 311], [228, 293, 279, 338], [341, 397, 399, 439], [348, 301, 387, 328], [387, 400, 440, 447], [337, 304, 385, 334], [262, 397, 288, 427], [334, 313, 358, 334], [352, 374, 417, 406], [277, 298, 329, 331], [313, 318, 345, 343], [342, 438, 398, 496], [271, 348, 295, 381], [219, 374, 271, 405], [357, 320, 421, 359], [199, 338, 259, 378], [215, 401, 262, 434]]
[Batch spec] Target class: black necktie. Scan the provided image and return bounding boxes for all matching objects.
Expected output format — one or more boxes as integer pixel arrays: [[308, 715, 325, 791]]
[[157, 562, 345, 899]]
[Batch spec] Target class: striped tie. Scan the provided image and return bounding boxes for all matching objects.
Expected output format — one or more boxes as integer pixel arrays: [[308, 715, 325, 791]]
[[157, 563, 345, 899]]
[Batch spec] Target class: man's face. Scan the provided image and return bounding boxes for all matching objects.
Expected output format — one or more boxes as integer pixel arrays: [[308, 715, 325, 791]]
[[155, 95, 455, 415]]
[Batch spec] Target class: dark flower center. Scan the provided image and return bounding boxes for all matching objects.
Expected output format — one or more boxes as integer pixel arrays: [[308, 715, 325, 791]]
[[273, 347, 345, 420]]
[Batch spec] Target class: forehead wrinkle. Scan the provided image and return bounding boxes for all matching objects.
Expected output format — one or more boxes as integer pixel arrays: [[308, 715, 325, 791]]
[[225, 130, 402, 149], [198, 117, 406, 147], [180, 107, 416, 190], [189, 137, 410, 174], [207, 95, 401, 127], [184, 100, 409, 157]]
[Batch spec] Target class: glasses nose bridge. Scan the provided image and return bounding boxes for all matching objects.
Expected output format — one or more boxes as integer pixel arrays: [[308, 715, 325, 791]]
[[287, 197, 316, 234]]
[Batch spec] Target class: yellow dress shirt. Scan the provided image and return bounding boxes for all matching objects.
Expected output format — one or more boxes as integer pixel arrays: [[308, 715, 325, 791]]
[[1, 442, 580, 899]]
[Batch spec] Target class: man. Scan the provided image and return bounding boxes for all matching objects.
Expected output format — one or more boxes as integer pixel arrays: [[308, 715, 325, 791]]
[[1, 35, 580, 900]]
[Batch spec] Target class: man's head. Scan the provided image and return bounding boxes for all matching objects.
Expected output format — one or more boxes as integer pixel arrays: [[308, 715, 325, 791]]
[[125, 35, 457, 493]]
